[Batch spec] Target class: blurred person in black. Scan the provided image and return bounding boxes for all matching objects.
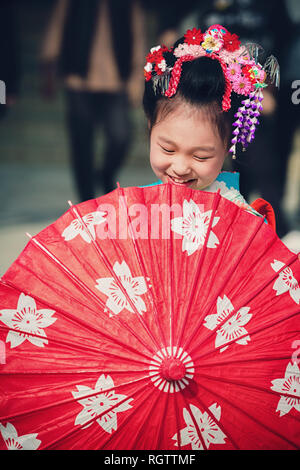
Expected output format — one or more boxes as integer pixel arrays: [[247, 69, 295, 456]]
[[40, 0, 145, 202], [0, 1, 20, 120]]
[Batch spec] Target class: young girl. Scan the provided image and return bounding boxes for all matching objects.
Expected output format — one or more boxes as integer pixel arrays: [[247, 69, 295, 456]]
[[141, 24, 279, 229]]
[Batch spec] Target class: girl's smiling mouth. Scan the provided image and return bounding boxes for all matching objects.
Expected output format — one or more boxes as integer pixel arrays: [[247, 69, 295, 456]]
[[166, 174, 197, 187]]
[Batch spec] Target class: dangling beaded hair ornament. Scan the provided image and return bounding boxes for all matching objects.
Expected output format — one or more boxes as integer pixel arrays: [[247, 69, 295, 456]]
[[144, 24, 280, 159]]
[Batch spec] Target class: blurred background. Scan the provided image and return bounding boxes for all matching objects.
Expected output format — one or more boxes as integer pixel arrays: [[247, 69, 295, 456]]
[[0, 0, 299, 275]]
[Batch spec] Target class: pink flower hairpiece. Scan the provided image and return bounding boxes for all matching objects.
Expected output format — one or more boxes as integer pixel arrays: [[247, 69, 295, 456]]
[[144, 24, 280, 159]]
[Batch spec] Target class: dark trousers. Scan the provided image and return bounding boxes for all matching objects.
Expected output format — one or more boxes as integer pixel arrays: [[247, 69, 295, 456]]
[[65, 89, 132, 201]]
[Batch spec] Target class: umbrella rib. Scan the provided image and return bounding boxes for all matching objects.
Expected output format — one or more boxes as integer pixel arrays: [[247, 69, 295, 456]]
[[116, 185, 168, 349], [0, 323, 141, 361], [123, 389, 164, 450], [153, 387, 172, 449], [193, 354, 297, 369], [168, 184, 175, 350], [173, 391, 183, 450], [100, 385, 157, 451], [0, 367, 153, 377], [24, 234, 156, 356], [184, 251, 299, 356], [0, 324, 153, 375], [194, 374, 300, 449], [68, 200, 162, 353], [176, 189, 222, 354], [0, 278, 153, 363]]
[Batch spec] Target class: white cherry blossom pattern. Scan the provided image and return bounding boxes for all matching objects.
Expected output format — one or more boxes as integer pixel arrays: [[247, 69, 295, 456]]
[[72, 374, 133, 434], [172, 403, 227, 450], [270, 362, 300, 417], [0, 293, 56, 348], [271, 260, 300, 305], [95, 261, 147, 316], [171, 199, 220, 256], [0, 422, 41, 450], [203, 295, 252, 352], [62, 210, 106, 243]]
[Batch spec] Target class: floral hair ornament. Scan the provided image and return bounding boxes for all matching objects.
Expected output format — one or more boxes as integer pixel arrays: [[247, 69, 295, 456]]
[[143, 24, 280, 159]]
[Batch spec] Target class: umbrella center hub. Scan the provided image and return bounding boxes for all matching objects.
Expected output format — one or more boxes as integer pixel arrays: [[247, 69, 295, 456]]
[[160, 357, 186, 381]]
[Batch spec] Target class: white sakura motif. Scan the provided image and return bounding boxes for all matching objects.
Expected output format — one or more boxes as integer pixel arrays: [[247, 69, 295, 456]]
[[203, 295, 252, 352], [172, 403, 227, 450], [62, 211, 106, 243], [270, 362, 300, 417], [0, 422, 41, 450], [0, 293, 56, 348], [95, 261, 147, 316], [72, 374, 133, 434], [271, 260, 300, 305], [171, 199, 220, 256]]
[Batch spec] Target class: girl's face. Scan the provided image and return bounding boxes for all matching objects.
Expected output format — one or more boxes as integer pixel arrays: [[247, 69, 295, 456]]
[[149, 102, 227, 191]]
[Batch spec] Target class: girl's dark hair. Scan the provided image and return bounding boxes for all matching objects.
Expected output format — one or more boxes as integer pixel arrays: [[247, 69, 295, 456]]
[[143, 40, 240, 148]]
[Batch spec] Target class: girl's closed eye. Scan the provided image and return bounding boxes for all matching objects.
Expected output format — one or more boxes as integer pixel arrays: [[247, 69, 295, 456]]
[[160, 145, 175, 154], [193, 155, 213, 161]]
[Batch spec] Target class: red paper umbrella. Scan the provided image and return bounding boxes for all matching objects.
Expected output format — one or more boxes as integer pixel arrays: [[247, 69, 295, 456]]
[[0, 184, 300, 450]]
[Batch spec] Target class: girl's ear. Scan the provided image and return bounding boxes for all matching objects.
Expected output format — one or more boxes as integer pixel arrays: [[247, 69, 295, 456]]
[[147, 119, 151, 130]]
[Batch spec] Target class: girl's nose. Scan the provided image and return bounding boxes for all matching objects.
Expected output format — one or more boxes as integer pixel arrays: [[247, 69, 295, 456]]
[[172, 156, 192, 177]]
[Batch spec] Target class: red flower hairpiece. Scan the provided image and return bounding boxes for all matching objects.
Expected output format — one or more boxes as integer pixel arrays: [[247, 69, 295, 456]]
[[184, 28, 203, 45], [223, 31, 241, 52], [144, 45, 170, 81]]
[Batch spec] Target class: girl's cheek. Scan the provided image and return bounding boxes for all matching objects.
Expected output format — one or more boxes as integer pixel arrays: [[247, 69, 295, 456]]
[[151, 151, 168, 170]]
